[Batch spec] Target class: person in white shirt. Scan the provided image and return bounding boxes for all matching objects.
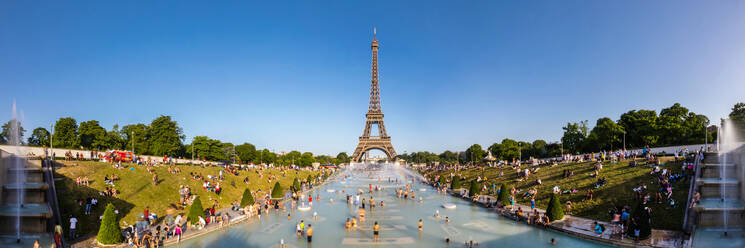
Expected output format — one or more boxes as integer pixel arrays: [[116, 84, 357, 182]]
[[69, 216, 78, 239]]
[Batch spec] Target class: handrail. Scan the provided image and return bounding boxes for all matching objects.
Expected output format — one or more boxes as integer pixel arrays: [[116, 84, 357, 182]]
[[682, 152, 701, 233], [44, 159, 65, 247]]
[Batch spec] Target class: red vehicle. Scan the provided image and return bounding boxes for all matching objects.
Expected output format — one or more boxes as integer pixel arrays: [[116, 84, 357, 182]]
[[105, 150, 133, 162]]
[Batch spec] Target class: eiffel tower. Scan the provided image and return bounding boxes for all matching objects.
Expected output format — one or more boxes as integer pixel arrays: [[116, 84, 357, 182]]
[[352, 29, 397, 162]]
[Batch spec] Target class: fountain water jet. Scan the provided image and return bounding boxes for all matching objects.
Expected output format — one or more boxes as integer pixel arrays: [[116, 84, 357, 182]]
[[718, 118, 742, 236], [9, 101, 27, 243]]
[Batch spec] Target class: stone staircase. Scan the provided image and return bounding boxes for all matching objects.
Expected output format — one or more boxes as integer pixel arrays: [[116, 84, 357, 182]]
[[693, 152, 745, 228], [0, 151, 53, 240]]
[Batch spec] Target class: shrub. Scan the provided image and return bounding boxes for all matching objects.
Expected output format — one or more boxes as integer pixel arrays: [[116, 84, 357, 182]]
[[188, 197, 205, 225], [240, 188, 254, 207], [306, 174, 313, 184], [271, 182, 284, 199], [438, 176, 446, 186], [97, 203, 122, 244], [545, 193, 564, 221], [497, 184, 509, 206], [469, 180, 481, 196], [627, 202, 652, 239], [451, 176, 462, 189], [292, 178, 301, 192]]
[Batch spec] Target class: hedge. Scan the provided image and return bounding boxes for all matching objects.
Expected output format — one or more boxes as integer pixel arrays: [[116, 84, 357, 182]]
[[271, 182, 284, 199], [240, 188, 255, 207], [545, 193, 564, 221], [497, 184, 509, 206], [97, 203, 122, 244], [188, 197, 205, 225], [451, 176, 462, 189]]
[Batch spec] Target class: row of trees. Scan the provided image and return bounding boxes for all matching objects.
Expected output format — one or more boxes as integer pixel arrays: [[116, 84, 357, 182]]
[[561, 103, 714, 154], [398, 139, 563, 165], [0, 115, 351, 166], [399, 102, 745, 164]]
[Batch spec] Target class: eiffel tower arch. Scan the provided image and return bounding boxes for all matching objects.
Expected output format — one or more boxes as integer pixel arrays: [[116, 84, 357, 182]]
[[352, 29, 397, 162]]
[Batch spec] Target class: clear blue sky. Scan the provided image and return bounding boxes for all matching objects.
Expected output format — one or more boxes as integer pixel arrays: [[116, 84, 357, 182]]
[[2, 1, 745, 155]]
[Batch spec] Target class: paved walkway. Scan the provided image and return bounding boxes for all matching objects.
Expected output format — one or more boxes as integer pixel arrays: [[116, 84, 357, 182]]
[[457, 192, 683, 248]]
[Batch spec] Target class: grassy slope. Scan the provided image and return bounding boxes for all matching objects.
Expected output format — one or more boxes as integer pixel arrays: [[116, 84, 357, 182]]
[[54, 161, 319, 237], [426, 157, 689, 230]]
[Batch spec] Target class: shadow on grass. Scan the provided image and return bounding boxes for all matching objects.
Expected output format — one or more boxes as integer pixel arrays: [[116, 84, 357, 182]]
[[54, 170, 135, 240]]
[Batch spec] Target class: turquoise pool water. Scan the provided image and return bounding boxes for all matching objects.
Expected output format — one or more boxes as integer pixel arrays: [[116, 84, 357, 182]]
[[170, 164, 610, 248]]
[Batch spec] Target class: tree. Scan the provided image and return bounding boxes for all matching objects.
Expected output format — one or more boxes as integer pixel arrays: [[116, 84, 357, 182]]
[[439, 150, 459, 164], [561, 121, 588, 154], [588, 117, 625, 151], [254, 149, 277, 164], [97, 203, 123, 244], [235, 143, 256, 164], [618, 110, 658, 148], [27, 127, 50, 147], [545, 193, 564, 221], [53, 117, 79, 148], [188, 197, 205, 225], [299, 152, 314, 167], [107, 124, 126, 150], [499, 139, 520, 160], [532, 140, 547, 158], [271, 182, 283, 199], [147, 115, 184, 156], [335, 152, 350, 164], [187, 136, 227, 161], [627, 202, 652, 240], [487, 143, 502, 161], [731, 102, 745, 121], [657, 103, 689, 145], [451, 176, 462, 190], [79, 120, 109, 150], [121, 123, 149, 154], [469, 180, 481, 196], [240, 188, 255, 207], [306, 174, 313, 184], [292, 178, 301, 192], [465, 144, 485, 164], [497, 184, 509, 206], [0, 119, 26, 145], [438, 175, 447, 186]]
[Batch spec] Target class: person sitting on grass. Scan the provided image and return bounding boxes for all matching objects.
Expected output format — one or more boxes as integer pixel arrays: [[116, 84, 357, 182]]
[[584, 189, 593, 201], [594, 177, 607, 188]]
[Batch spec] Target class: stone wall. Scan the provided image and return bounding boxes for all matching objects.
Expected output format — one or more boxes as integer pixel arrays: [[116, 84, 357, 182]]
[[0, 145, 221, 166]]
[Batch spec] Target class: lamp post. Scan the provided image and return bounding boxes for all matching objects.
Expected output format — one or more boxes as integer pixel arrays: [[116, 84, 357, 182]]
[[519, 143, 522, 162], [704, 119, 710, 150], [50, 123, 54, 160]]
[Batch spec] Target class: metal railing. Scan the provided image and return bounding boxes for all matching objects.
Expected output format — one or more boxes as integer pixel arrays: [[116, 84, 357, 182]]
[[43, 159, 65, 247], [682, 152, 702, 233]]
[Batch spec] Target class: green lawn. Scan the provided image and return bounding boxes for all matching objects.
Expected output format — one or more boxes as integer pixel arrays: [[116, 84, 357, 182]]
[[54, 161, 320, 238], [422, 157, 690, 230]]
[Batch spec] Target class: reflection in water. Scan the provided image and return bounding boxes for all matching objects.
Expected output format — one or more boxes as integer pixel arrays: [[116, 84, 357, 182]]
[[172, 163, 609, 248]]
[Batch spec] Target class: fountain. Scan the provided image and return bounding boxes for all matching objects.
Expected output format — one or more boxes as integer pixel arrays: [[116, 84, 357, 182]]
[[0, 102, 54, 247], [9, 102, 26, 243], [692, 118, 745, 246], [718, 118, 743, 236]]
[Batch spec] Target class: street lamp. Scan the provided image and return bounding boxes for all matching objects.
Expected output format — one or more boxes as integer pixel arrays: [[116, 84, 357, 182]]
[[50, 123, 54, 160], [704, 119, 710, 150]]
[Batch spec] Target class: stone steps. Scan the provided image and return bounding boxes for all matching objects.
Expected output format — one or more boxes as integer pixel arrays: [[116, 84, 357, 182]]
[[0, 155, 53, 235]]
